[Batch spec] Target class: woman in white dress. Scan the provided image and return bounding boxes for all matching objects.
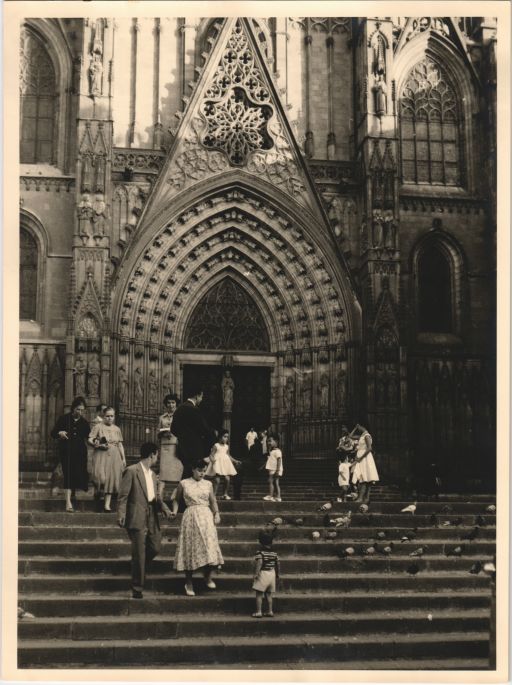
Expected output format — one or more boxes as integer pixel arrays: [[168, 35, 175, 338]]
[[170, 459, 224, 597], [205, 430, 241, 500], [157, 394, 182, 500], [350, 424, 379, 504]]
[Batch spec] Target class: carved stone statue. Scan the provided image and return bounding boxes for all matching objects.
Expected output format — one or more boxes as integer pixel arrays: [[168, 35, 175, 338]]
[[335, 368, 346, 409], [372, 211, 384, 248], [319, 374, 329, 413], [134, 367, 144, 407], [148, 369, 158, 409], [87, 353, 101, 397], [74, 355, 87, 396], [283, 376, 295, 414], [373, 71, 387, 117], [77, 193, 93, 236], [118, 365, 129, 405], [384, 212, 397, 250], [88, 52, 103, 97], [221, 370, 235, 413], [92, 193, 106, 236], [302, 375, 312, 415]]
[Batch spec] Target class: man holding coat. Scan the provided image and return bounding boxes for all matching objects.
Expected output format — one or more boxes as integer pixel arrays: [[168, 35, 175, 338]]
[[117, 442, 171, 598]]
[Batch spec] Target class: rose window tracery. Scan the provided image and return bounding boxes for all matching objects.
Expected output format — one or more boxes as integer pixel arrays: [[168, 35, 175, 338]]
[[200, 20, 275, 166]]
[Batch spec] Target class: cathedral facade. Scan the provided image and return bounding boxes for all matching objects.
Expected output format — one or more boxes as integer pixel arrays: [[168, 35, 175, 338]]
[[19, 17, 497, 487]]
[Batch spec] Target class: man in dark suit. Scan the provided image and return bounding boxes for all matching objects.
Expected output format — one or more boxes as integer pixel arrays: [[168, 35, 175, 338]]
[[117, 442, 171, 599], [171, 386, 216, 478]]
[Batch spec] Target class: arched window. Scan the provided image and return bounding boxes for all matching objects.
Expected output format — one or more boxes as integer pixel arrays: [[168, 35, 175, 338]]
[[400, 58, 461, 186], [20, 228, 39, 320], [20, 28, 56, 164], [417, 243, 453, 333]]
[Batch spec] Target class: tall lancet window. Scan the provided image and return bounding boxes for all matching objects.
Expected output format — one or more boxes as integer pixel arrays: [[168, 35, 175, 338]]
[[400, 58, 461, 186], [20, 28, 56, 164]]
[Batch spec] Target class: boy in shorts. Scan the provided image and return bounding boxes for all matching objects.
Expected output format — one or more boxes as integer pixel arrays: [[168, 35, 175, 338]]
[[252, 531, 280, 618]]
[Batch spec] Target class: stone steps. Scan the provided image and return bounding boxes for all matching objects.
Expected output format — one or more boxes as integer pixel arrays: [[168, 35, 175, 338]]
[[17, 490, 495, 669], [18, 608, 489, 641], [18, 572, 491, 594], [18, 590, 491, 617], [18, 631, 489, 668]]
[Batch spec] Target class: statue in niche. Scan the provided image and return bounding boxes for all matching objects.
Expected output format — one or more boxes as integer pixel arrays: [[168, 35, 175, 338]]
[[87, 353, 101, 397], [335, 367, 346, 409], [375, 367, 386, 405], [319, 374, 330, 414], [302, 375, 312, 415], [221, 370, 235, 413], [74, 355, 87, 396], [283, 376, 295, 414], [372, 211, 384, 248], [162, 371, 172, 396], [384, 212, 397, 250], [372, 71, 387, 116], [134, 367, 144, 407], [88, 52, 103, 97], [92, 193, 106, 236], [148, 369, 159, 410], [372, 35, 387, 117], [118, 365, 129, 404], [77, 193, 93, 236], [388, 369, 399, 405]]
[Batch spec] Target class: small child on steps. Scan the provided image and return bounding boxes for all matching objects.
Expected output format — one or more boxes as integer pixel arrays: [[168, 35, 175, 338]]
[[252, 531, 280, 618]]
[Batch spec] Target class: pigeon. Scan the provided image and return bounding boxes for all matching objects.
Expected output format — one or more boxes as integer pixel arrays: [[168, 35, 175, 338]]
[[294, 518, 304, 526], [409, 545, 428, 557], [381, 543, 394, 555], [474, 515, 486, 527], [406, 563, 420, 575], [318, 501, 333, 512], [429, 514, 439, 527], [483, 561, 496, 576], [271, 517, 283, 526], [346, 492, 357, 500], [358, 504, 369, 514], [441, 504, 453, 514], [364, 545, 376, 555], [446, 544, 466, 557], [441, 520, 452, 527], [311, 530, 321, 540], [324, 530, 338, 540], [376, 530, 387, 540], [401, 503, 417, 514], [401, 528, 418, 542], [337, 546, 355, 558], [485, 505, 496, 513], [469, 561, 483, 575], [461, 526, 479, 542], [333, 512, 352, 528]]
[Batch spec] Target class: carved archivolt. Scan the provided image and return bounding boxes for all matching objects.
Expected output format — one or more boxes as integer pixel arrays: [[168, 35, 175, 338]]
[[114, 189, 349, 352]]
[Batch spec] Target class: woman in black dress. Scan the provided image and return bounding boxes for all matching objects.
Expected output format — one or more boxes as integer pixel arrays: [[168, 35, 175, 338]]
[[50, 396, 90, 511]]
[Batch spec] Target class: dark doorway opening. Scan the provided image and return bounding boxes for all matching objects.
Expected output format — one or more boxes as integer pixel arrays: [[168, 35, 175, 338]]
[[182, 364, 271, 459]]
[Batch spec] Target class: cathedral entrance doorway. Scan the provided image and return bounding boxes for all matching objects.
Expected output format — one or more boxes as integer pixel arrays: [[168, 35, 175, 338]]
[[182, 363, 271, 460]]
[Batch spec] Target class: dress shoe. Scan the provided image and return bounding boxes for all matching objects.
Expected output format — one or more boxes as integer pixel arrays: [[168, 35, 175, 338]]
[[131, 590, 143, 599]]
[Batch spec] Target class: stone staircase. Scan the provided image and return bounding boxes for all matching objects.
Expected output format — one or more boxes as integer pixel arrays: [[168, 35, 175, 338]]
[[18, 473, 495, 670]]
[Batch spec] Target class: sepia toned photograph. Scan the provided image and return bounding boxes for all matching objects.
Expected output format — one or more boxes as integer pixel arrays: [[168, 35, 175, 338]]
[[8, 4, 507, 678]]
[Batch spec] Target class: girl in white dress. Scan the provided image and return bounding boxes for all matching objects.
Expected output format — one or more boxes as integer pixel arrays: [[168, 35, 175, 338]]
[[205, 430, 241, 500], [350, 424, 379, 504]]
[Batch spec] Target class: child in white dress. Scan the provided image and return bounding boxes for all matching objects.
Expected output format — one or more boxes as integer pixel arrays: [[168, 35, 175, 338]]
[[205, 430, 241, 500], [263, 435, 283, 502]]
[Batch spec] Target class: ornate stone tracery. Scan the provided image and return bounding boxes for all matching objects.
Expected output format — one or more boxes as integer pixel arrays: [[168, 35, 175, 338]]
[[185, 277, 270, 351]]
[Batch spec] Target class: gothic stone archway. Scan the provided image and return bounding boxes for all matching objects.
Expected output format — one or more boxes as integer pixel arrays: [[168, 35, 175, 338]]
[[110, 182, 360, 457]]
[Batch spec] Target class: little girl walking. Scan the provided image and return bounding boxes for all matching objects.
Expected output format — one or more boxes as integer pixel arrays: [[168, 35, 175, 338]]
[[205, 430, 241, 500], [89, 406, 126, 512]]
